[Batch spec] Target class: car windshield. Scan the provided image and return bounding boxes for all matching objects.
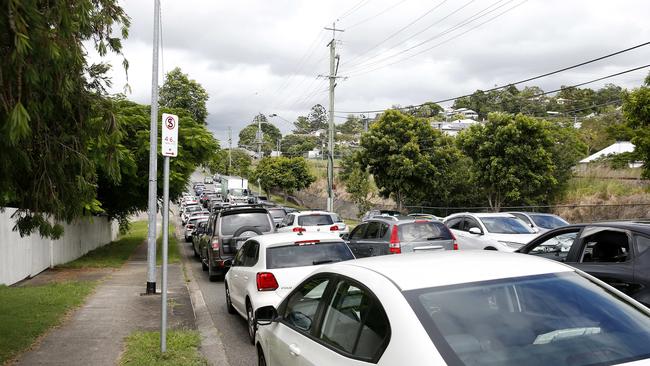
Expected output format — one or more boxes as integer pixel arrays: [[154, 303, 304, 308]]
[[330, 213, 343, 223], [229, 188, 245, 195], [268, 209, 286, 219], [266, 242, 354, 269], [298, 214, 334, 226], [186, 206, 201, 212], [480, 216, 535, 234], [220, 212, 271, 235], [400, 222, 451, 241], [404, 272, 650, 366], [529, 214, 569, 229]]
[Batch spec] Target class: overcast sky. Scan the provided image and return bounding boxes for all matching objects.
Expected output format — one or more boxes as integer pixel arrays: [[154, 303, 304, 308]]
[[95, 0, 650, 145]]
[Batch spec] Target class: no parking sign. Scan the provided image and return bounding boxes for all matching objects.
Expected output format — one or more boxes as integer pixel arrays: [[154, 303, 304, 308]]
[[161, 113, 178, 157]]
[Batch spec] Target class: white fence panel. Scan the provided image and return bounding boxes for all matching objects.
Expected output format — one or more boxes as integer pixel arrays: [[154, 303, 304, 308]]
[[0, 208, 118, 286]]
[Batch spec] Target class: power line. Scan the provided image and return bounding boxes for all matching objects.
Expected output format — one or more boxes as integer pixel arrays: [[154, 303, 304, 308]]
[[344, 0, 410, 30], [337, 0, 371, 21], [336, 41, 650, 113], [342, 0, 449, 68], [346, 0, 519, 75]]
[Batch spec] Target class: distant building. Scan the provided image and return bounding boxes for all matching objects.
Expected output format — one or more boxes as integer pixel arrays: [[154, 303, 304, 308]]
[[444, 108, 478, 120], [431, 119, 480, 136], [307, 149, 321, 159], [270, 150, 281, 157], [579, 141, 641, 168]]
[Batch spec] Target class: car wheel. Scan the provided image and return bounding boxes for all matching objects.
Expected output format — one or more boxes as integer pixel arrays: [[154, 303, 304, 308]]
[[201, 250, 208, 271], [246, 301, 256, 344], [208, 251, 219, 282], [484, 246, 498, 251], [225, 283, 236, 314], [257, 346, 267, 366], [192, 243, 199, 258]]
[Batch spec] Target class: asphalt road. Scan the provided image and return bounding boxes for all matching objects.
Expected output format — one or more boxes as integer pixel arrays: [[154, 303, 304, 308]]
[[176, 172, 257, 365]]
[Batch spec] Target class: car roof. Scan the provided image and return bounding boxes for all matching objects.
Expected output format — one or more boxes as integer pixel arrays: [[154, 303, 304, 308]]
[[252, 232, 343, 248], [546, 221, 650, 234], [323, 251, 574, 291], [292, 210, 332, 216]]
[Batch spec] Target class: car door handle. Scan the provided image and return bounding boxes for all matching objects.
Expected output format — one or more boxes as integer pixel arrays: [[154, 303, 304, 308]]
[[289, 343, 301, 356]]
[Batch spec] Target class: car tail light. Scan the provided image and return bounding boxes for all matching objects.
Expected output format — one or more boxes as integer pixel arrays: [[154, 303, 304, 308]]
[[389, 226, 401, 254], [293, 227, 306, 232], [414, 219, 429, 223], [330, 225, 339, 231], [295, 240, 319, 245], [446, 225, 458, 250], [256, 272, 279, 291], [211, 238, 220, 251]]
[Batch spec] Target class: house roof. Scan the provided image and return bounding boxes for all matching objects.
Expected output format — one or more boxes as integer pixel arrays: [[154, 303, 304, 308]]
[[579, 141, 635, 163]]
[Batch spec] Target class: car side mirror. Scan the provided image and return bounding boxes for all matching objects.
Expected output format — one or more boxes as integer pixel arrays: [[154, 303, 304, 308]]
[[469, 227, 482, 235], [224, 259, 233, 267], [276, 223, 280, 228], [255, 305, 279, 326], [341, 233, 349, 240]]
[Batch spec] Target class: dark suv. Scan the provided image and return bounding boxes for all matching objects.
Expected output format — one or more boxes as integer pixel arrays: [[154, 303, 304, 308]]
[[199, 205, 275, 281], [345, 217, 456, 257]]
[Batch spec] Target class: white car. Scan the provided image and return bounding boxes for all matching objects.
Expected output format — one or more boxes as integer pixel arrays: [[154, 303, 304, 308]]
[[184, 216, 208, 242], [507, 211, 570, 233], [329, 212, 349, 236], [181, 205, 204, 224], [277, 210, 344, 235], [443, 212, 539, 251], [224, 232, 354, 344], [254, 251, 650, 366]]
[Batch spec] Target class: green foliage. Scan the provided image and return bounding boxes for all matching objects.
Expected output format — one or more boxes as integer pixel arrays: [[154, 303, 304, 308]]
[[0, 0, 130, 238], [119, 330, 207, 366], [238, 115, 281, 155], [0, 281, 96, 363], [457, 113, 557, 210], [208, 149, 252, 177], [293, 104, 328, 134], [251, 157, 315, 196], [548, 121, 588, 198], [578, 109, 627, 154], [337, 115, 364, 135], [404, 102, 444, 118], [623, 76, 650, 178], [59, 221, 147, 269], [156, 223, 180, 265], [95, 99, 219, 224], [159, 67, 209, 124], [339, 154, 374, 217], [357, 110, 471, 209], [281, 134, 319, 157]]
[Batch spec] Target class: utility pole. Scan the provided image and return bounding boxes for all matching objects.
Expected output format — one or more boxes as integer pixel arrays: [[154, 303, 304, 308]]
[[145, 0, 161, 295], [323, 22, 344, 212], [362, 114, 368, 132], [228, 126, 232, 174], [256, 116, 263, 159]]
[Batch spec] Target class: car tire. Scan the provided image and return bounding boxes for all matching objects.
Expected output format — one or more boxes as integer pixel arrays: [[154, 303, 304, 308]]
[[246, 300, 256, 345], [208, 251, 219, 282], [192, 243, 199, 258], [201, 251, 208, 271], [257, 346, 267, 366], [225, 282, 236, 314], [484, 246, 498, 251]]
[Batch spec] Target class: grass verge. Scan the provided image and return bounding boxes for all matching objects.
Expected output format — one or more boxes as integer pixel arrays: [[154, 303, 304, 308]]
[[119, 330, 207, 366], [157, 223, 180, 265], [59, 221, 148, 269], [0, 281, 96, 363]]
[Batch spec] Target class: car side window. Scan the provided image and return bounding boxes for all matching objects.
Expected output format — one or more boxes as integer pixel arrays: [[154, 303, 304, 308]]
[[282, 277, 331, 333], [233, 242, 247, 266], [378, 223, 390, 239], [318, 279, 390, 361], [636, 235, 650, 257], [286, 214, 295, 226], [364, 222, 381, 239], [463, 217, 481, 232], [446, 217, 463, 230], [512, 213, 532, 226], [350, 224, 367, 240], [528, 231, 579, 261], [579, 229, 630, 263], [242, 241, 259, 267]]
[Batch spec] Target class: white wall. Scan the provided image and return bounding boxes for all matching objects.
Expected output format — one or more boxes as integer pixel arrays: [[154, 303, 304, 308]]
[[0, 208, 119, 286]]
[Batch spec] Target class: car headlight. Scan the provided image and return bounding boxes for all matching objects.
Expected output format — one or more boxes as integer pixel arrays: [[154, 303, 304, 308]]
[[498, 241, 524, 249]]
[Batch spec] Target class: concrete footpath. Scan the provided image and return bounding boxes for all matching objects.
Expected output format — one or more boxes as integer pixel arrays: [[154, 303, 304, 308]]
[[13, 243, 194, 366]]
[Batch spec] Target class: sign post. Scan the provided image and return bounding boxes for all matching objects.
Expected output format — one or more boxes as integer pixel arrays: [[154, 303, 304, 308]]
[[160, 113, 178, 353]]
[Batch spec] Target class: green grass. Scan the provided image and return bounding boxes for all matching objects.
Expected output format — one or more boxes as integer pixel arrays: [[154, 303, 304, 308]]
[[0, 281, 96, 363], [562, 177, 648, 202], [119, 330, 207, 366], [344, 218, 360, 230], [157, 224, 180, 265], [269, 194, 306, 209], [59, 221, 148, 269]]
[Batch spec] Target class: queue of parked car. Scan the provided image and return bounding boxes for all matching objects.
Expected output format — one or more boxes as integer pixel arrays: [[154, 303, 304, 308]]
[[178, 187, 650, 365]]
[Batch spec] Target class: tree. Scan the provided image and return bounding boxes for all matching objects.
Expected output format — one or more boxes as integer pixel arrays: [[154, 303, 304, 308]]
[[457, 113, 557, 210], [250, 157, 315, 197], [357, 110, 466, 209], [238, 114, 281, 155], [579, 109, 629, 155], [208, 149, 252, 177], [623, 75, 650, 178], [0, 0, 130, 238], [292, 104, 328, 134], [281, 134, 318, 157], [548, 121, 588, 198], [95, 98, 219, 229], [159, 67, 209, 124], [339, 153, 374, 217], [337, 115, 363, 135]]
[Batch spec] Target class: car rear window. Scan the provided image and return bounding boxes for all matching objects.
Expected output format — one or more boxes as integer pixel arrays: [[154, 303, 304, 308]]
[[266, 241, 354, 269], [399, 222, 451, 241], [529, 214, 569, 229], [480, 216, 535, 234], [268, 209, 287, 219], [298, 214, 334, 226], [220, 212, 271, 235]]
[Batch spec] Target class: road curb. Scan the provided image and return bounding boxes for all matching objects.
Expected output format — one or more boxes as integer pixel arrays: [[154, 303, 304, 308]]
[[181, 239, 231, 366]]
